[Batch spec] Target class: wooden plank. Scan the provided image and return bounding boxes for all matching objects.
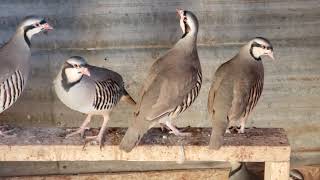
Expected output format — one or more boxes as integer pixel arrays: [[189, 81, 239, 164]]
[[1, 169, 230, 180], [0, 161, 230, 177], [265, 161, 290, 180], [0, 128, 290, 162]]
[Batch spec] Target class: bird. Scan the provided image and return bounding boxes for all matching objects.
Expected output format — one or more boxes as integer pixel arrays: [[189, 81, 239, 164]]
[[0, 16, 53, 136], [119, 9, 202, 152], [208, 37, 274, 149], [54, 56, 136, 148], [229, 162, 261, 180]]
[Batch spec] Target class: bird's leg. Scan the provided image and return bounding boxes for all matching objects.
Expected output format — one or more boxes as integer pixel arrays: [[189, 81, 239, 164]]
[[165, 121, 191, 136], [159, 123, 166, 132], [159, 122, 171, 132], [84, 114, 109, 149], [238, 117, 246, 134], [66, 114, 92, 138], [226, 123, 235, 134]]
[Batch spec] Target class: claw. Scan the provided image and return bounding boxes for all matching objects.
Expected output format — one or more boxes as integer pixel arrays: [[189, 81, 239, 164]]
[[238, 129, 245, 134], [165, 121, 192, 137], [159, 123, 171, 132], [169, 131, 192, 136], [65, 127, 89, 138], [0, 126, 17, 137], [83, 135, 104, 150]]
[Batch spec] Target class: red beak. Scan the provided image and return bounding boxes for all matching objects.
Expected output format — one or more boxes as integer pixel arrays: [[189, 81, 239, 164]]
[[80, 67, 91, 76], [42, 23, 53, 30], [176, 8, 184, 18]]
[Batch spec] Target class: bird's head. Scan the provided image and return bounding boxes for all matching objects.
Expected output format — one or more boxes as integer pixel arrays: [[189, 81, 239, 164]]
[[62, 56, 91, 84], [249, 37, 274, 61], [18, 16, 53, 40], [176, 9, 199, 38]]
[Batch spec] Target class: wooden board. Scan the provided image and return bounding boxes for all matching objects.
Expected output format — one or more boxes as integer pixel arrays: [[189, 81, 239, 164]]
[[0, 128, 290, 162], [1, 169, 230, 180]]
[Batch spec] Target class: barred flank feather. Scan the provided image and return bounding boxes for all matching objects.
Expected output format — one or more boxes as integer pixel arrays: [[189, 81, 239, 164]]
[[169, 70, 202, 117], [0, 70, 24, 112], [93, 80, 121, 110], [244, 78, 263, 117]]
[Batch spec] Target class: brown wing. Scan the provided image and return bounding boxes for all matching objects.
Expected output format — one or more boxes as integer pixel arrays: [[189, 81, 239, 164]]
[[134, 50, 177, 116], [145, 65, 200, 120], [228, 76, 264, 120], [208, 60, 232, 119]]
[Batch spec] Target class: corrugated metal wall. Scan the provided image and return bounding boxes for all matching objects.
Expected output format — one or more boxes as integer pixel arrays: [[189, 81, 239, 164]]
[[0, 0, 319, 164]]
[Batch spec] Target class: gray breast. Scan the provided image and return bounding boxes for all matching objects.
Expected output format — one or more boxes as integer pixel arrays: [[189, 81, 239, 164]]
[[169, 70, 202, 117], [0, 70, 25, 112], [93, 79, 122, 110]]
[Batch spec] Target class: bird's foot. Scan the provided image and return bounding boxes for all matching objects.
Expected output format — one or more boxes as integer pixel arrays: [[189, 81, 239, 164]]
[[236, 126, 245, 134], [226, 126, 239, 134], [65, 127, 90, 138], [83, 135, 104, 150], [165, 121, 192, 136], [159, 123, 171, 132], [0, 125, 17, 137], [169, 130, 192, 137], [225, 128, 231, 134], [238, 129, 245, 134]]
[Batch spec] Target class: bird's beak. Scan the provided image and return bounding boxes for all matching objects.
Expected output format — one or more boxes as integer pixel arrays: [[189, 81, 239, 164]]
[[80, 67, 91, 76], [42, 23, 53, 31], [176, 8, 184, 18], [267, 52, 275, 61], [176, 8, 186, 34]]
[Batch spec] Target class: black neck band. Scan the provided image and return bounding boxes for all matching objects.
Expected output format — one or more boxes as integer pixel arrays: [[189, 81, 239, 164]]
[[61, 66, 82, 92], [181, 11, 189, 39], [23, 25, 35, 47]]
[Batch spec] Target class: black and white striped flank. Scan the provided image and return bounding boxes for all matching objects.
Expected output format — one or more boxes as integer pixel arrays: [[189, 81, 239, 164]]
[[169, 70, 202, 117], [93, 79, 122, 110], [0, 70, 25, 112]]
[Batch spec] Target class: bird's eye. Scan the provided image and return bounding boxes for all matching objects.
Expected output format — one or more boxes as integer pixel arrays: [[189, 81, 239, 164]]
[[35, 23, 40, 27], [183, 17, 187, 22], [73, 64, 80, 68]]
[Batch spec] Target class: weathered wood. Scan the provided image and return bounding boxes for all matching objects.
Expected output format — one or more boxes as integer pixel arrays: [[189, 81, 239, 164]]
[[265, 161, 290, 180], [1, 169, 230, 180], [0, 128, 290, 162], [0, 161, 230, 177]]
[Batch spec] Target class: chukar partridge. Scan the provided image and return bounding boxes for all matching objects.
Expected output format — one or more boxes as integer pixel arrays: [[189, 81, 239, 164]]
[[0, 16, 53, 136], [54, 56, 136, 147], [208, 37, 274, 149], [120, 9, 202, 152]]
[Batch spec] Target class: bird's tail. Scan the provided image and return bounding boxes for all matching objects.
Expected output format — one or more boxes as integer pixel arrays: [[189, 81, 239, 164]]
[[121, 89, 136, 106], [209, 107, 230, 149], [119, 116, 150, 152], [209, 87, 233, 150]]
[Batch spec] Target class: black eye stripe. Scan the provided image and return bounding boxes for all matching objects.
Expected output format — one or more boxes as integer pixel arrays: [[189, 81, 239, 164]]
[[252, 42, 273, 50]]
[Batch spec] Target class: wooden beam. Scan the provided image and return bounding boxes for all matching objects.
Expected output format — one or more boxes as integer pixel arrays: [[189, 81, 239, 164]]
[[0, 145, 290, 162], [265, 161, 290, 180], [0, 128, 290, 162], [4, 169, 230, 180]]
